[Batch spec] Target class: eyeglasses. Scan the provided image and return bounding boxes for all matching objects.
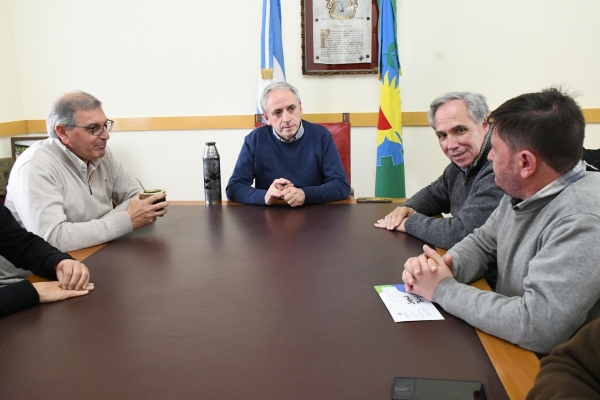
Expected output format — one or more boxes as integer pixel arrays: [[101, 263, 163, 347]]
[[64, 119, 114, 136]]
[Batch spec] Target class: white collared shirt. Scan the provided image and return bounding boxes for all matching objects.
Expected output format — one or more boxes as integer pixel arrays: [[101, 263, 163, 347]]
[[59, 141, 100, 179]]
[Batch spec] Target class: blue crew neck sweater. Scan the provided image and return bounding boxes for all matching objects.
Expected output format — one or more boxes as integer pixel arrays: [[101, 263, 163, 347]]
[[226, 121, 350, 205]]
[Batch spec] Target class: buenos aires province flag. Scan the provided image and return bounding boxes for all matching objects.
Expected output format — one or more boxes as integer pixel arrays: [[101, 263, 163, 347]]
[[375, 0, 405, 198]]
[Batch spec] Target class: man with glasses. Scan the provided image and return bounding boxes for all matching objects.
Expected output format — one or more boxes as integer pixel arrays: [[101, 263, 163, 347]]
[[1, 91, 167, 283]]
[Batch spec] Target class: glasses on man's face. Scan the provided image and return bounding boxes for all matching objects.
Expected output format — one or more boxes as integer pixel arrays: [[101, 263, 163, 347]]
[[65, 119, 114, 136]]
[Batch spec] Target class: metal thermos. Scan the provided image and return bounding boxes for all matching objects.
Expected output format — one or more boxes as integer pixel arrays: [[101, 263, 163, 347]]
[[203, 142, 222, 204]]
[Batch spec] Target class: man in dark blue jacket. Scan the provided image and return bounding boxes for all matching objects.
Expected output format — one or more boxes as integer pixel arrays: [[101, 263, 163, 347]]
[[226, 82, 350, 207], [0, 205, 93, 318]]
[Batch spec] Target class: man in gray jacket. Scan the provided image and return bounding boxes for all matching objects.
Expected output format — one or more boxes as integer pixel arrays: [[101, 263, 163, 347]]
[[1, 91, 168, 283], [403, 88, 600, 355], [374, 92, 504, 250]]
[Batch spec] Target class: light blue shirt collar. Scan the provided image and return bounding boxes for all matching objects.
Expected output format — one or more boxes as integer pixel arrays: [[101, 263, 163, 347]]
[[511, 160, 586, 210]]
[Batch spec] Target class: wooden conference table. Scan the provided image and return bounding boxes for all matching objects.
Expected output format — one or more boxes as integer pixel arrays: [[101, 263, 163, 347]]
[[0, 203, 534, 399]]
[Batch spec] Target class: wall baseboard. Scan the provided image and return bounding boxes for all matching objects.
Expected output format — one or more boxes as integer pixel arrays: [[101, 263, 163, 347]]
[[2, 109, 599, 137]]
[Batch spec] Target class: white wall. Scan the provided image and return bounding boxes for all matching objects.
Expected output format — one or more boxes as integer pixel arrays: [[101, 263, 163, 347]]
[[0, 0, 23, 157], [2, 0, 600, 199], [0, 0, 22, 121], [398, 0, 600, 109]]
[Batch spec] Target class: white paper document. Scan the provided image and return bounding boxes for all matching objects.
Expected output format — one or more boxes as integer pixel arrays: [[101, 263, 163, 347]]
[[374, 284, 444, 322], [312, 0, 372, 64]]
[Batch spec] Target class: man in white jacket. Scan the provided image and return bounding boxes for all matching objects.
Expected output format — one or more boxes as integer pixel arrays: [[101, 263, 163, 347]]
[[1, 91, 168, 283]]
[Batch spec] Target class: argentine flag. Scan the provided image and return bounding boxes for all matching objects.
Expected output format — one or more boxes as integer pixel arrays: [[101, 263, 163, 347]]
[[257, 0, 286, 115]]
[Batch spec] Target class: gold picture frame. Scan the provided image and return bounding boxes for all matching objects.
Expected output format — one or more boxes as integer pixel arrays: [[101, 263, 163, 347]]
[[301, 0, 379, 75]]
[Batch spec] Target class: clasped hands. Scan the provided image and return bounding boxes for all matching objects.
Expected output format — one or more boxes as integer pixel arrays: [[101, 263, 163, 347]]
[[374, 205, 417, 232], [33, 259, 94, 303], [265, 178, 305, 207], [403, 245, 454, 301]]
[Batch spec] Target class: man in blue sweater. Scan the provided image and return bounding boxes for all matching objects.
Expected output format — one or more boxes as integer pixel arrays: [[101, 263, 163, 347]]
[[226, 82, 350, 206]]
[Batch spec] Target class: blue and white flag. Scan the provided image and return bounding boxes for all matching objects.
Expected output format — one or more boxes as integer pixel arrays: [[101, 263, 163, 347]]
[[257, 0, 286, 116]]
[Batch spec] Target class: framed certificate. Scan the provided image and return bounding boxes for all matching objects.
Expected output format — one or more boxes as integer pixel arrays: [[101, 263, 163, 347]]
[[301, 0, 379, 75]]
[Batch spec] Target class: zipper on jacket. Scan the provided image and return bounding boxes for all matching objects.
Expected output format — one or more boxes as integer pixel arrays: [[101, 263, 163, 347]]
[[87, 169, 94, 195]]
